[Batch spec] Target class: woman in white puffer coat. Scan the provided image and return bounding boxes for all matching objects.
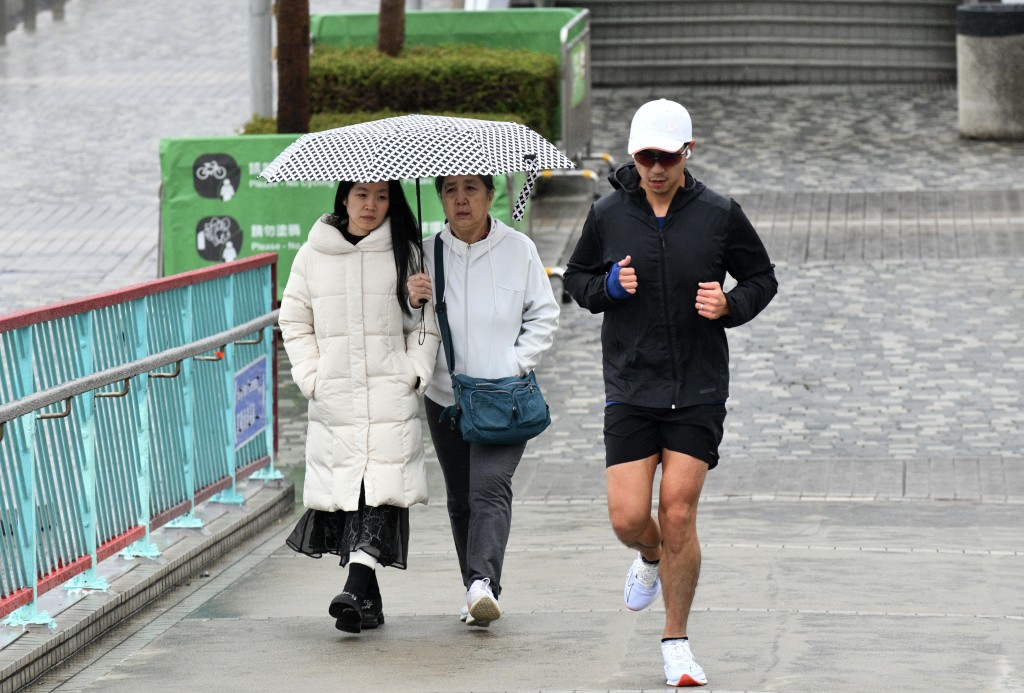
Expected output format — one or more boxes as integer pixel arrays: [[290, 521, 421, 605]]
[[280, 179, 439, 635]]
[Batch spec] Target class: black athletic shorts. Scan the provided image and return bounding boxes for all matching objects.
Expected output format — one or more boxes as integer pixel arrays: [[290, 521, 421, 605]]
[[604, 402, 727, 469]]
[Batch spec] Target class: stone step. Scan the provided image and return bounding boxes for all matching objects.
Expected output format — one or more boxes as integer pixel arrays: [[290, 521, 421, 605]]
[[591, 37, 954, 65], [589, 16, 956, 42], [576, 0, 958, 22], [591, 61, 954, 85]]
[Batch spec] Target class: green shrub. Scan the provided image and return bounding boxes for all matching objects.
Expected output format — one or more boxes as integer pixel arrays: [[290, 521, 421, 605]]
[[308, 45, 558, 140], [243, 110, 527, 135]]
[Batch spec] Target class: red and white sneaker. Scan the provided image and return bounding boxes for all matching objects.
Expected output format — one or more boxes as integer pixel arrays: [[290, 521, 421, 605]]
[[662, 639, 707, 687]]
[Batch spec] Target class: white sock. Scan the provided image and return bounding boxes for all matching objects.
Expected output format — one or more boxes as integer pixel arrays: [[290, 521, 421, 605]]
[[349, 549, 378, 569]]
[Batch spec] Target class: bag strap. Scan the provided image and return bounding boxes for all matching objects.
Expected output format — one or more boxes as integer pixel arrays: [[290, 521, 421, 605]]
[[434, 238, 456, 376]]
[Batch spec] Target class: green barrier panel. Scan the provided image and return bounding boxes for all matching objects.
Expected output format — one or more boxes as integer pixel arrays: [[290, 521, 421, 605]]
[[310, 8, 587, 141], [159, 135, 527, 301]]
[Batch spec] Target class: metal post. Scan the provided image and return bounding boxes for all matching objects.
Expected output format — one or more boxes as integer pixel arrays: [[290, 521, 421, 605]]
[[2, 329, 56, 629], [120, 299, 160, 559], [249, 0, 274, 118], [212, 276, 244, 505], [65, 312, 110, 588], [167, 287, 203, 527]]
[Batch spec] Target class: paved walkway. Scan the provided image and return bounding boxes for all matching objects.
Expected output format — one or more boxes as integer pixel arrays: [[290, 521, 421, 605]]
[[3, 2, 1024, 692]]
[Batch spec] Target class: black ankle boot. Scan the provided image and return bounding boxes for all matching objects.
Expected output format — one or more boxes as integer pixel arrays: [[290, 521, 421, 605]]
[[361, 571, 385, 629], [330, 563, 373, 633], [329, 591, 362, 633]]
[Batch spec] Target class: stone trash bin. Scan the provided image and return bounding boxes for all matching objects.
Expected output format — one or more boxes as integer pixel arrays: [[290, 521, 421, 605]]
[[957, 3, 1024, 140]]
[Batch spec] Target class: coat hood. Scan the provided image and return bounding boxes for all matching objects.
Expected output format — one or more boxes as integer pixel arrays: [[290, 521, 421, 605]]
[[437, 215, 515, 264], [307, 214, 393, 255], [607, 162, 701, 202]]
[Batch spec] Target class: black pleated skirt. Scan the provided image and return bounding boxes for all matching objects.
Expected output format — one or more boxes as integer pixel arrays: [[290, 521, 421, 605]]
[[286, 497, 410, 569]]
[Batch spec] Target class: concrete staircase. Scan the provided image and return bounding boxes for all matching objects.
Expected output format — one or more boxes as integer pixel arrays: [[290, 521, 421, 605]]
[[553, 0, 960, 86]]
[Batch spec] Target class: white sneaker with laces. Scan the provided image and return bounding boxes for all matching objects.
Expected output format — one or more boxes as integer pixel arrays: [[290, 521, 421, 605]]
[[624, 553, 661, 610], [662, 639, 707, 687], [466, 578, 501, 627]]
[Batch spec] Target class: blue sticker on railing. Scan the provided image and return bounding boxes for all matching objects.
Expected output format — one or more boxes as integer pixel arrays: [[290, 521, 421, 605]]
[[234, 355, 267, 450]]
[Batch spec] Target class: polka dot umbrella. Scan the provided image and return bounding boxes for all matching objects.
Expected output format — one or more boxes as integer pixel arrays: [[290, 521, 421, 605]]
[[259, 114, 576, 223]]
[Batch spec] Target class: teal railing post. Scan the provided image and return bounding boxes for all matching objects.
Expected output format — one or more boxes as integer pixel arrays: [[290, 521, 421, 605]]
[[211, 275, 244, 505], [167, 285, 203, 528], [65, 311, 109, 590], [3, 327, 56, 629], [121, 297, 161, 558]]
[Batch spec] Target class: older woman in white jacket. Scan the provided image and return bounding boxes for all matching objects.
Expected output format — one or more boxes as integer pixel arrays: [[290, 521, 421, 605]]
[[407, 174, 559, 628], [281, 179, 439, 635]]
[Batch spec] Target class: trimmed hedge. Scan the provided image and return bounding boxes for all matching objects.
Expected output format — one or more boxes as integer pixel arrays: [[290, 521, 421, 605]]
[[308, 45, 558, 140], [243, 110, 526, 135]]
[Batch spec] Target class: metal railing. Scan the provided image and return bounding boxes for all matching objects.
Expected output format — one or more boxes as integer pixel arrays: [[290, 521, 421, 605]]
[[0, 254, 280, 627]]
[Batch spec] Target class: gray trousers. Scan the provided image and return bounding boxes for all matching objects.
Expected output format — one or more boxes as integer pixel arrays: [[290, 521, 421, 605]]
[[425, 397, 526, 598]]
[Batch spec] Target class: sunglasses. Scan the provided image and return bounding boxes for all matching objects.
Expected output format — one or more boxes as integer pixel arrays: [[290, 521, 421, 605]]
[[633, 146, 689, 168]]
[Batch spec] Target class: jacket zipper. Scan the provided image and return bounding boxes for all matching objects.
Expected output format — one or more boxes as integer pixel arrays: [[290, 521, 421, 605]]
[[657, 223, 681, 409], [462, 242, 471, 371]]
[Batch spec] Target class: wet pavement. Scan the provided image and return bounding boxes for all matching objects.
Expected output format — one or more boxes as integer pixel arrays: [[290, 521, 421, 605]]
[[3, 2, 1024, 692]]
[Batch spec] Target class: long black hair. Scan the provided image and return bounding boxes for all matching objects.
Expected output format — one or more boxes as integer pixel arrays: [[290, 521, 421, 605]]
[[334, 180, 421, 317]]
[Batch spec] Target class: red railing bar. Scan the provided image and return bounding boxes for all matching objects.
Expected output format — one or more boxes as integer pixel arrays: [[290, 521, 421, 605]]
[[151, 499, 193, 533], [36, 554, 92, 595], [0, 254, 278, 331], [193, 477, 234, 507], [237, 455, 271, 482], [96, 525, 149, 563], [149, 456, 272, 531], [0, 585, 33, 618], [0, 587, 34, 620]]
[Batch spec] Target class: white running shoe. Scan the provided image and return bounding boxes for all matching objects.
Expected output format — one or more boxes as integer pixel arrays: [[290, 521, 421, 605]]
[[460, 604, 469, 622], [466, 578, 501, 627], [624, 553, 661, 611], [662, 639, 707, 687]]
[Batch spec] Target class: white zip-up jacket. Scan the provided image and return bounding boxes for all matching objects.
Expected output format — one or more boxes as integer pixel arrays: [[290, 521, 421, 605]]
[[279, 215, 440, 512], [422, 217, 559, 407]]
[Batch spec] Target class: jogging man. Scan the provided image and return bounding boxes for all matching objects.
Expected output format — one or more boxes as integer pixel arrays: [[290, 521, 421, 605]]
[[563, 98, 778, 687]]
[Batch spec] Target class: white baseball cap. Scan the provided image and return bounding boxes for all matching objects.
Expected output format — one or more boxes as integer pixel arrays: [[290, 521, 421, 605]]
[[627, 99, 693, 155]]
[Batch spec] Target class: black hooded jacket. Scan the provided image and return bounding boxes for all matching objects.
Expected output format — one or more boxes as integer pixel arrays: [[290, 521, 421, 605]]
[[563, 164, 778, 409]]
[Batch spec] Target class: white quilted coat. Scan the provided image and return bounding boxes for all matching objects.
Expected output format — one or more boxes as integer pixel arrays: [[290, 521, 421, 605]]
[[279, 215, 440, 512]]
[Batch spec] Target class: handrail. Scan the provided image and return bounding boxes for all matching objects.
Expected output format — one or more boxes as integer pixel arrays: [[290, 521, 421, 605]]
[[0, 310, 279, 425]]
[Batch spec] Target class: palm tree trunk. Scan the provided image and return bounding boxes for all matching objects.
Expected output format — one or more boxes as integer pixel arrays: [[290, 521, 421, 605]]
[[277, 0, 310, 133], [378, 0, 405, 57]]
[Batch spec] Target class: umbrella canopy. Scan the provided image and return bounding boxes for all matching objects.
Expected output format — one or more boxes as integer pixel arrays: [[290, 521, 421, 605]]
[[259, 115, 576, 221], [259, 114, 575, 183]]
